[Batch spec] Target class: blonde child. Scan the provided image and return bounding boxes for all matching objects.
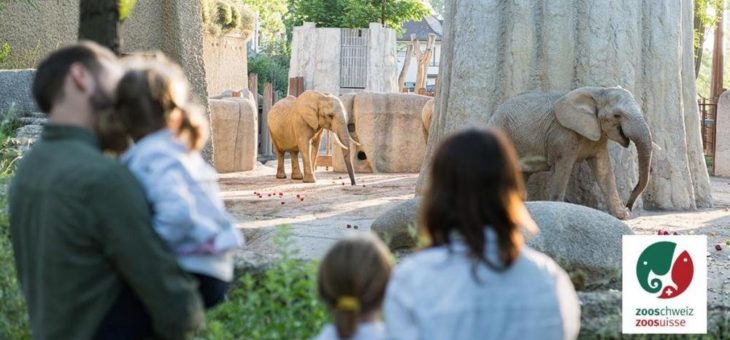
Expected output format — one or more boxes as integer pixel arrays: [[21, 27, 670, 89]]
[[314, 234, 393, 340], [110, 54, 243, 308]]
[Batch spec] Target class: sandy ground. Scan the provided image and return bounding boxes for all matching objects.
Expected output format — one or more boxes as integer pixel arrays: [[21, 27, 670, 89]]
[[222, 161, 730, 299], [220, 160, 418, 262]]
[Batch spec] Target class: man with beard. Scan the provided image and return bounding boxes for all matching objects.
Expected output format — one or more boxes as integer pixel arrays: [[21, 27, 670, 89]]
[[8, 42, 205, 339]]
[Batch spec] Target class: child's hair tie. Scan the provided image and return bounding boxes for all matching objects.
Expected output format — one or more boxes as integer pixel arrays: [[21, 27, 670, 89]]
[[336, 296, 360, 312]]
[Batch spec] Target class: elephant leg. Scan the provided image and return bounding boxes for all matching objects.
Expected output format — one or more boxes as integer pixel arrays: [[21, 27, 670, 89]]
[[298, 137, 316, 183], [547, 156, 577, 202], [275, 148, 286, 179], [290, 150, 303, 180], [587, 149, 629, 220], [310, 130, 324, 174]]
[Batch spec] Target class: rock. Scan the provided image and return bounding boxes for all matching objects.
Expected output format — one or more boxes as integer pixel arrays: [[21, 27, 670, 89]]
[[372, 199, 630, 289], [371, 198, 420, 250], [209, 90, 258, 173], [525, 201, 632, 289], [333, 92, 431, 173], [0, 70, 37, 114]]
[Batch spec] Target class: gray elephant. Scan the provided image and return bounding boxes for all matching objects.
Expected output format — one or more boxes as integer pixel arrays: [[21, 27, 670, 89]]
[[488, 86, 652, 220], [268, 91, 357, 185]]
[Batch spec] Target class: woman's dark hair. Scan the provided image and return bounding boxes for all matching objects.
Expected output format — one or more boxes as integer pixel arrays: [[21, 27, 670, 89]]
[[105, 53, 207, 153], [419, 128, 537, 272], [318, 234, 393, 339]]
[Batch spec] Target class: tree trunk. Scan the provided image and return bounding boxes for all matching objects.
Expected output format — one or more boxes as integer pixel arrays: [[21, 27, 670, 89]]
[[694, 15, 706, 79], [398, 44, 414, 92], [78, 0, 120, 54], [413, 33, 436, 93], [418, 0, 712, 211]]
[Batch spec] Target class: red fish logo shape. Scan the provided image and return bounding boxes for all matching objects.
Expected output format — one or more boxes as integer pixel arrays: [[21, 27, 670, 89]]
[[659, 250, 693, 299]]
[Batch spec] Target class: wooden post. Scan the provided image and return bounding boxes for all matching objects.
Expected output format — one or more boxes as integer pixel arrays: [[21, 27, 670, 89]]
[[288, 76, 305, 97], [398, 43, 414, 92], [412, 33, 437, 94], [248, 73, 258, 94], [262, 82, 275, 159]]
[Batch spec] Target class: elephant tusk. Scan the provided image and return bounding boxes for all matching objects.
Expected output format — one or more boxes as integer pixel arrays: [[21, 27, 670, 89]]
[[652, 142, 662, 152], [350, 138, 361, 146], [333, 133, 349, 150]]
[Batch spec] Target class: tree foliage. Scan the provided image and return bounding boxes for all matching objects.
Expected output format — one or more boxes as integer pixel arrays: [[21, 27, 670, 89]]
[[428, 0, 443, 18], [693, 0, 724, 78], [243, 0, 288, 52], [285, 0, 430, 32]]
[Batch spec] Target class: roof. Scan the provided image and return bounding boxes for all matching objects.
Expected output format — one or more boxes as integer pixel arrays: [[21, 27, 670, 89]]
[[398, 15, 443, 41]]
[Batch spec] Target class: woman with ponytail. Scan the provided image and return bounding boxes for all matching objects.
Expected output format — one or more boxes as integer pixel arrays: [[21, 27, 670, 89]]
[[314, 234, 393, 340], [107, 53, 243, 308]]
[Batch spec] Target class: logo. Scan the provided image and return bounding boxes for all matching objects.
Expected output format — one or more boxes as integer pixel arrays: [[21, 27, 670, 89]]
[[636, 241, 694, 299], [622, 235, 707, 334]]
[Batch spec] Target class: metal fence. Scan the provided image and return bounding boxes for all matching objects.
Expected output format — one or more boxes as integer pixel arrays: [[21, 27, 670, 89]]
[[698, 96, 717, 174]]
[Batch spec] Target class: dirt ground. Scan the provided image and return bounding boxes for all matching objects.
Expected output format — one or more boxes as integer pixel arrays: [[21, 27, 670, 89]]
[[221, 161, 730, 300]]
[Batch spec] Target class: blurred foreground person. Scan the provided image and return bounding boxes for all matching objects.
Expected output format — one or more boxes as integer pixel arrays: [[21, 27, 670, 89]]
[[384, 128, 580, 340], [8, 42, 204, 339]]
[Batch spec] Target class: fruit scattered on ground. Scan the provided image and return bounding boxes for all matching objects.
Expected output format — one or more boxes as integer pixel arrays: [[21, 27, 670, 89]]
[[716, 244, 723, 251], [353, 225, 359, 230], [346, 224, 351, 228]]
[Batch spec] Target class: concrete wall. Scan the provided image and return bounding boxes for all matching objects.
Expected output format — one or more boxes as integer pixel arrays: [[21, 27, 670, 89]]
[[203, 32, 249, 96], [715, 92, 730, 177], [0, 70, 36, 114], [0, 0, 245, 111], [289, 22, 397, 96]]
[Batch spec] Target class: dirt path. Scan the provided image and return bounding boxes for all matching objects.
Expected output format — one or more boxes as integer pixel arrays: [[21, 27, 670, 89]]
[[220, 161, 418, 261], [222, 163, 730, 301]]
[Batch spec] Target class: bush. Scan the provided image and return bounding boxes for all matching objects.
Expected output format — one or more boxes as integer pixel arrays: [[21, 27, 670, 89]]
[[202, 0, 255, 39], [0, 114, 30, 339], [198, 226, 328, 339], [248, 53, 290, 98]]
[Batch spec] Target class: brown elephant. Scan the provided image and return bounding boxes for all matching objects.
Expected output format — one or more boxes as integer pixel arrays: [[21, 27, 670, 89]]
[[488, 86, 652, 220], [267, 91, 357, 185], [421, 97, 434, 142]]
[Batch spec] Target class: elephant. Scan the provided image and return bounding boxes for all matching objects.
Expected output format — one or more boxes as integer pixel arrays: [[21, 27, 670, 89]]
[[267, 91, 357, 185], [421, 98, 435, 142], [488, 86, 653, 220]]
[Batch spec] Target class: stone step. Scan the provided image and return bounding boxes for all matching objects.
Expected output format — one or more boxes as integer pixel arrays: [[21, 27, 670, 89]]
[[25, 112, 46, 119], [17, 117, 47, 126]]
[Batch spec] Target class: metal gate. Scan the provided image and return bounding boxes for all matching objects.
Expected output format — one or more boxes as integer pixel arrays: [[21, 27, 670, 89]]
[[340, 29, 368, 89], [698, 96, 717, 174]]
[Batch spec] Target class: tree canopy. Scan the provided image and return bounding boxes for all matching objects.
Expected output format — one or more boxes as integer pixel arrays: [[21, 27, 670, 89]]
[[285, 0, 430, 32]]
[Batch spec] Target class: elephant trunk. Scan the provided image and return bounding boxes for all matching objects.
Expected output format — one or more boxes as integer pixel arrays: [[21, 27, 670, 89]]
[[623, 116, 653, 210], [334, 124, 356, 185]]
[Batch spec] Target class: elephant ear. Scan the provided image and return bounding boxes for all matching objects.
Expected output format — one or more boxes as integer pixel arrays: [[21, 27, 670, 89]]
[[554, 87, 602, 142], [296, 92, 320, 130]]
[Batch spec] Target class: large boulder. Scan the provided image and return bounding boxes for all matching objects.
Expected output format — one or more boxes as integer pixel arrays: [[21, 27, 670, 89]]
[[333, 92, 431, 173], [371, 199, 632, 289], [524, 201, 632, 289], [371, 198, 421, 250], [209, 89, 258, 173], [0, 70, 37, 114]]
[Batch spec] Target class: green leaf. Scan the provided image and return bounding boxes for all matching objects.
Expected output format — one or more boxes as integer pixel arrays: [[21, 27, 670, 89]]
[[118, 0, 137, 22]]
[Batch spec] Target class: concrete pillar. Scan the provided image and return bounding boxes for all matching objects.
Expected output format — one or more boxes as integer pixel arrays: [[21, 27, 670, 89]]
[[715, 92, 730, 176]]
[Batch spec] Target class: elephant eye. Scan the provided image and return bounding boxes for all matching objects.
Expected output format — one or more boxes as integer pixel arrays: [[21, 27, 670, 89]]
[[613, 114, 621, 118]]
